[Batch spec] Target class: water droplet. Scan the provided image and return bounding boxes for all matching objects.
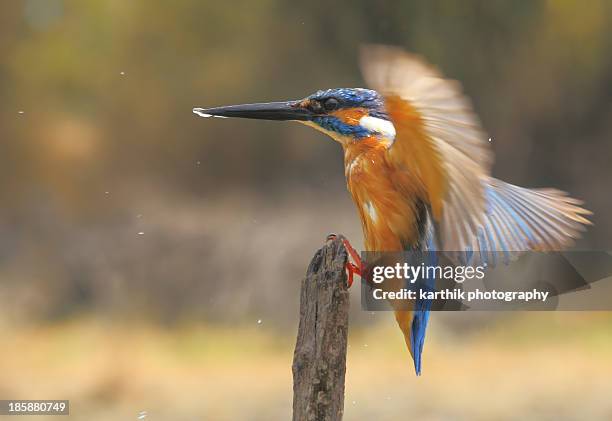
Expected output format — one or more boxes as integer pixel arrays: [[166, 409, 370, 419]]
[[18, 111, 24, 115], [488, 137, 493, 142], [257, 319, 262, 324], [120, 71, 125, 76], [105, 191, 110, 195], [137, 411, 147, 419], [138, 232, 144, 235]]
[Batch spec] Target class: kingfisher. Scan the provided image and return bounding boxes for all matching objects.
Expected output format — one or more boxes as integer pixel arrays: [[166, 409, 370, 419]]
[[193, 45, 591, 375]]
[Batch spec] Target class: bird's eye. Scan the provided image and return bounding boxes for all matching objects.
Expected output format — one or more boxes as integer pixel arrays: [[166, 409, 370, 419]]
[[323, 98, 339, 111]]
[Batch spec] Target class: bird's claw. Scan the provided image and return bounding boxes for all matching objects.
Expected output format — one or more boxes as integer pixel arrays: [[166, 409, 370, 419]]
[[324, 233, 363, 288]]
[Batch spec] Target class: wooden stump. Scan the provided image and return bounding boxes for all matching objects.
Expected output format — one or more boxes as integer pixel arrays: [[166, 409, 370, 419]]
[[292, 238, 350, 421]]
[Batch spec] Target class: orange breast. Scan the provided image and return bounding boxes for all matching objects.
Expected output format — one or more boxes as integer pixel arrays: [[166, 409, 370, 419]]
[[344, 137, 425, 251]]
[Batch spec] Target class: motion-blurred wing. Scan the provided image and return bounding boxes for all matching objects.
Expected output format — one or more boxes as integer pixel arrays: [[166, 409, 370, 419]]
[[360, 44, 493, 253], [457, 178, 592, 266]]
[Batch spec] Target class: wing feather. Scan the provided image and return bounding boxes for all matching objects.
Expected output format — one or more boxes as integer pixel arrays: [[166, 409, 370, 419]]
[[361, 44, 492, 252], [453, 179, 592, 266], [360, 45, 591, 263]]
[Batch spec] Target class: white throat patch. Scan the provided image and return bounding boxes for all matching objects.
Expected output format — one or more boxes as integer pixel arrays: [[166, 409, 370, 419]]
[[359, 116, 396, 140]]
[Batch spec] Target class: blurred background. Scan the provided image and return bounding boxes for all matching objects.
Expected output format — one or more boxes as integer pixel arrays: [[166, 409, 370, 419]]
[[1, 1, 611, 420]]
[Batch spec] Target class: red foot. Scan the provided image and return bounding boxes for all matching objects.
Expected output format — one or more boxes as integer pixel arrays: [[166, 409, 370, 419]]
[[326, 234, 363, 288]]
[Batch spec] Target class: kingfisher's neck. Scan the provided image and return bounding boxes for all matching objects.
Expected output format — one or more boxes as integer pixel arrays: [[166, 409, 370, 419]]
[[342, 135, 393, 166]]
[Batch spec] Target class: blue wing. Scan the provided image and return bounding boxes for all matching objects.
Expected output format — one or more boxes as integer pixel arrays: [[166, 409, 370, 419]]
[[452, 178, 591, 268]]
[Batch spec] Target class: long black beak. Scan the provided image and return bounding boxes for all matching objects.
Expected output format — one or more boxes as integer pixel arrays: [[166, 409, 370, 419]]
[[193, 100, 312, 121]]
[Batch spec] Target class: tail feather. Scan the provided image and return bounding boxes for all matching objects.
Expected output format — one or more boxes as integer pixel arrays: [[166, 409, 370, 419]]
[[396, 224, 438, 375], [394, 267, 434, 376]]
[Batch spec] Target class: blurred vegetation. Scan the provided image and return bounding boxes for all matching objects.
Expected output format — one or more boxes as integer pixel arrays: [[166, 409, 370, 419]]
[[0, 0, 611, 326], [2, 314, 612, 420]]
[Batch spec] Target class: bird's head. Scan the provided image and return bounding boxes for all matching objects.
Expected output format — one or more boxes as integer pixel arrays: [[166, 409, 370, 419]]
[[193, 88, 396, 145]]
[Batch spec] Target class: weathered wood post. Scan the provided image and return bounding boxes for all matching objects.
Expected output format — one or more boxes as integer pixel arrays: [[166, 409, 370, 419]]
[[292, 237, 350, 421]]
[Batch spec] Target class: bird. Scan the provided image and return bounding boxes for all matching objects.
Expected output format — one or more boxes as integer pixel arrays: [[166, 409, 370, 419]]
[[193, 45, 591, 375]]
